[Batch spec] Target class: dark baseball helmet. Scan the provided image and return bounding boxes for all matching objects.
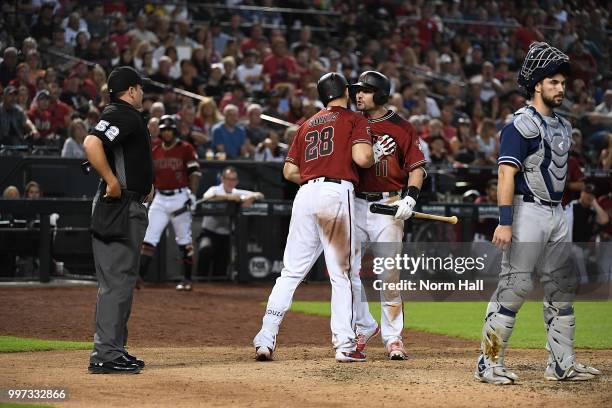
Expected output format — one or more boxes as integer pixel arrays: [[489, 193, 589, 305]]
[[159, 114, 177, 131], [317, 72, 348, 105], [349, 71, 391, 105], [517, 42, 570, 93]]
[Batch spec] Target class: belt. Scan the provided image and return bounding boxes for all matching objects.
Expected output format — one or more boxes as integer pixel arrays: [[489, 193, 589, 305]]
[[356, 191, 400, 202], [522, 195, 560, 207], [158, 187, 186, 196], [302, 177, 343, 186]]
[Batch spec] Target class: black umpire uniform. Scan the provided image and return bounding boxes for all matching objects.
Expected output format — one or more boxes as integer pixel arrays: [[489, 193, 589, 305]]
[[86, 66, 154, 374]]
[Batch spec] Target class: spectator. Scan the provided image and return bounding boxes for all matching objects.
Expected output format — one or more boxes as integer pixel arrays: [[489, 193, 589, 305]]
[[149, 56, 174, 89], [174, 59, 205, 95], [0, 86, 38, 145], [150, 101, 165, 119], [244, 103, 267, 147], [63, 12, 88, 46], [85, 4, 107, 39], [196, 97, 223, 136], [147, 117, 160, 146], [59, 73, 89, 113], [414, 83, 440, 118], [0, 47, 19, 87], [109, 16, 130, 52], [262, 89, 287, 132], [569, 40, 597, 87], [254, 130, 287, 162], [571, 184, 609, 243], [9, 63, 36, 99], [475, 118, 498, 164], [24, 180, 41, 199], [513, 13, 544, 51], [236, 50, 264, 96], [30, 3, 56, 44], [240, 24, 264, 53], [47, 81, 72, 136], [74, 31, 90, 59], [176, 102, 208, 150], [47, 27, 74, 67], [128, 14, 159, 47], [198, 166, 264, 277], [205, 63, 226, 101], [473, 179, 499, 241], [61, 118, 87, 158], [27, 90, 53, 140], [600, 133, 612, 170], [211, 104, 247, 159], [2, 185, 20, 199], [219, 83, 248, 120], [262, 37, 299, 89], [16, 85, 31, 112], [562, 129, 587, 210], [428, 135, 452, 165], [209, 19, 232, 56]]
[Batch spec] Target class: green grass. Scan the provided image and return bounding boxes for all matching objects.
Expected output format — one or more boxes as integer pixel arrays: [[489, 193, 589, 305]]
[[0, 336, 91, 353], [291, 301, 612, 349]]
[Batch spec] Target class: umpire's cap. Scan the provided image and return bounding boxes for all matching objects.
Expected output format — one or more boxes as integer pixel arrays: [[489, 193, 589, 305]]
[[107, 66, 151, 97], [517, 42, 570, 93], [349, 71, 391, 105], [158, 114, 177, 131], [317, 72, 348, 106]]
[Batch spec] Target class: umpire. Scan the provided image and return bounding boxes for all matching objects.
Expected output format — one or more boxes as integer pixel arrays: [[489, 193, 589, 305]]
[[84, 66, 154, 374]]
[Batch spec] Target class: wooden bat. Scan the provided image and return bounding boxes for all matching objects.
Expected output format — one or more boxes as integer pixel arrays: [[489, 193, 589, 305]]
[[369, 203, 458, 224]]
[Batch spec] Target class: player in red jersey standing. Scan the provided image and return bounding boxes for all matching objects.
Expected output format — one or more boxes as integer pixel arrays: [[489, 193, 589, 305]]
[[253, 73, 396, 363], [138, 114, 201, 290], [348, 71, 426, 360]]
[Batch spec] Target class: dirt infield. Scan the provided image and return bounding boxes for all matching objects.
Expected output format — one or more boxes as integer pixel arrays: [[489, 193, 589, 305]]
[[1, 283, 610, 407]]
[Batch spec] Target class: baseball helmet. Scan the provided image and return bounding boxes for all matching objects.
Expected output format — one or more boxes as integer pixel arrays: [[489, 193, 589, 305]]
[[517, 42, 570, 93], [317, 72, 348, 105], [158, 114, 177, 131], [349, 71, 391, 105]]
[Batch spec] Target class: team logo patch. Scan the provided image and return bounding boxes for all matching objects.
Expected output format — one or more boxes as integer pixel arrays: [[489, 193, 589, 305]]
[[249, 257, 271, 278]]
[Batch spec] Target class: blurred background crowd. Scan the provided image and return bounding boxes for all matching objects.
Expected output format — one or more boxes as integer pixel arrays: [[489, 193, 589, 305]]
[[0, 0, 610, 243]]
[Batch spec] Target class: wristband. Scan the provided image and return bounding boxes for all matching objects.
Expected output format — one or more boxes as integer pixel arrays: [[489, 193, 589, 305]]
[[406, 186, 420, 201], [499, 205, 513, 226]]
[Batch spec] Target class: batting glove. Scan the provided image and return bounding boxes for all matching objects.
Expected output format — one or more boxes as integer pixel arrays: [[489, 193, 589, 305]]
[[391, 196, 416, 220], [188, 192, 197, 207], [373, 134, 397, 163]]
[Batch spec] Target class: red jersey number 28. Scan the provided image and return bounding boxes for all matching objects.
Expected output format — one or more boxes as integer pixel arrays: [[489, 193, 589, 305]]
[[304, 126, 334, 161]]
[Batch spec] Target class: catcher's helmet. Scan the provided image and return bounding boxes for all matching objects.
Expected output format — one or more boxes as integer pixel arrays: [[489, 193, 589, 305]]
[[349, 71, 391, 105], [159, 114, 177, 131], [518, 42, 570, 93], [317, 72, 348, 105]]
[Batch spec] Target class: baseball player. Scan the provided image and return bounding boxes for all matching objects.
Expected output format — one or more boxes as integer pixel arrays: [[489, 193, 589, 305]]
[[138, 114, 201, 291], [475, 42, 601, 384], [253, 72, 396, 363], [347, 71, 426, 360]]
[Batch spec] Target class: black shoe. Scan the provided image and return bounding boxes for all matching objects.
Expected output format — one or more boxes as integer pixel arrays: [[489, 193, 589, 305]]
[[88, 355, 141, 374], [124, 352, 145, 368]]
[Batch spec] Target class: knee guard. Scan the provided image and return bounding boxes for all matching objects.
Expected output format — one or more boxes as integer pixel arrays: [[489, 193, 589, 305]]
[[179, 244, 194, 265], [544, 303, 576, 378]]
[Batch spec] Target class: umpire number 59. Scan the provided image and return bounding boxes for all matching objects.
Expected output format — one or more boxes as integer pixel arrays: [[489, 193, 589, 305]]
[[304, 127, 334, 161]]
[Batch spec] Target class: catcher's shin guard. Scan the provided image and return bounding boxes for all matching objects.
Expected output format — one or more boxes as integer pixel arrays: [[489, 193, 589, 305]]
[[475, 302, 519, 384], [543, 304, 601, 381]]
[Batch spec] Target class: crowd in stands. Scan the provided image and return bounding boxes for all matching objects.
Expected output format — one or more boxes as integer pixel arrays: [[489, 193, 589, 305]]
[[0, 2, 610, 191]]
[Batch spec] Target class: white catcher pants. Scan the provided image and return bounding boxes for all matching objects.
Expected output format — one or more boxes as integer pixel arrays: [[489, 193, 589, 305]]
[[261, 179, 357, 352]]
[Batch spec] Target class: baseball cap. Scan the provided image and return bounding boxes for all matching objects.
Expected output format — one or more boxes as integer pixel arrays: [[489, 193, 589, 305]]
[[35, 89, 50, 100], [3, 85, 18, 97], [107, 66, 151, 96]]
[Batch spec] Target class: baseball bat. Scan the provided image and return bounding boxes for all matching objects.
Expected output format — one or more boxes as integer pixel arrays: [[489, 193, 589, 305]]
[[369, 203, 459, 224]]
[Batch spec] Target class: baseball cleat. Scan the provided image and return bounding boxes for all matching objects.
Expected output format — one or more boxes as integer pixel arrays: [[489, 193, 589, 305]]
[[335, 350, 367, 363], [387, 340, 407, 360], [356, 324, 380, 352], [176, 281, 192, 291], [253, 329, 276, 361], [544, 362, 601, 381], [475, 355, 518, 385]]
